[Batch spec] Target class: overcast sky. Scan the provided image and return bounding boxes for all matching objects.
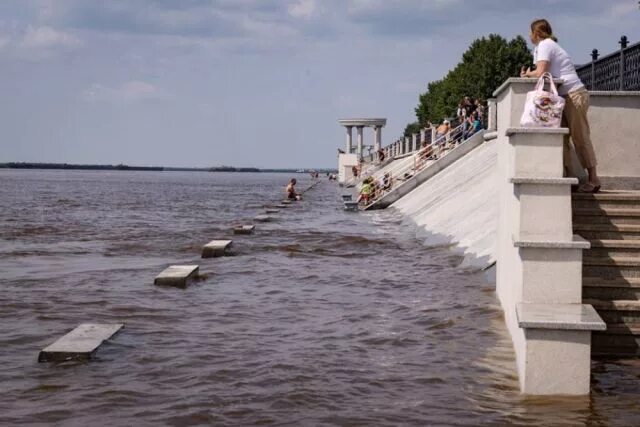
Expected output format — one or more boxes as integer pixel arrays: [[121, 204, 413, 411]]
[[1, 0, 638, 168]]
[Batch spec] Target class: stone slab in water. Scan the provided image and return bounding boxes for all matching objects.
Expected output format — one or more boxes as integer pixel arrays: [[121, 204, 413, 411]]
[[265, 209, 279, 214], [202, 240, 233, 258], [344, 201, 359, 212], [342, 194, 353, 201], [233, 225, 255, 235], [281, 200, 293, 205], [254, 215, 272, 222], [38, 323, 124, 362], [154, 265, 199, 288]]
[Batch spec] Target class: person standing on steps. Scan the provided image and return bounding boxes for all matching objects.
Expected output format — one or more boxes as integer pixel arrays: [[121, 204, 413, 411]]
[[520, 18, 601, 193]]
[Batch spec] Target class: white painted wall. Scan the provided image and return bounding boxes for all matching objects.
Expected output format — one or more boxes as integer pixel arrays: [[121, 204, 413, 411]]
[[392, 138, 499, 269], [338, 153, 358, 184]]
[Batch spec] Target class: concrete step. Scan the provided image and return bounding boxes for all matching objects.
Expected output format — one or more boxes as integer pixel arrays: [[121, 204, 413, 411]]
[[585, 299, 640, 323], [574, 223, 640, 240], [573, 207, 640, 226], [592, 323, 640, 357], [584, 277, 640, 300], [585, 239, 640, 258], [572, 191, 640, 210], [583, 256, 640, 279]]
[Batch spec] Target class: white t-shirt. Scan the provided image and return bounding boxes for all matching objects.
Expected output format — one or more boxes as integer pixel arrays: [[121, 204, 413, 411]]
[[534, 38, 584, 95]]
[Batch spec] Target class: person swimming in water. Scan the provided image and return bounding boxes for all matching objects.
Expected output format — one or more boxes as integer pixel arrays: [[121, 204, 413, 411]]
[[286, 178, 300, 200]]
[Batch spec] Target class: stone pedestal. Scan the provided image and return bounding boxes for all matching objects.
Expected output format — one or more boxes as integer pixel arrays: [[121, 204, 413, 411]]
[[495, 78, 605, 395]]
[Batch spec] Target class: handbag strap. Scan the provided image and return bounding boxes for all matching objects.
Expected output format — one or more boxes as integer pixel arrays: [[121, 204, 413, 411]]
[[534, 72, 559, 96]]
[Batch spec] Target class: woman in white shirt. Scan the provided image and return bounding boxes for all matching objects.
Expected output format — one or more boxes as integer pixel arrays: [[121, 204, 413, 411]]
[[520, 19, 601, 193]]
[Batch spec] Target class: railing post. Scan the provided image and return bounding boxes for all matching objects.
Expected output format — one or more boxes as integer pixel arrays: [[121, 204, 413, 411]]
[[590, 49, 598, 90], [619, 35, 628, 90], [487, 98, 497, 131]]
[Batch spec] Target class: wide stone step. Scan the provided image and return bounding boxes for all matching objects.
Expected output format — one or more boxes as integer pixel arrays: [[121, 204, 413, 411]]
[[583, 256, 640, 279], [574, 207, 640, 226], [575, 223, 640, 241], [585, 239, 640, 258], [585, 299, 640, 323], [583, 277, 640, 300], [592, 323, 640, 357], [572, 191, 640, 210]]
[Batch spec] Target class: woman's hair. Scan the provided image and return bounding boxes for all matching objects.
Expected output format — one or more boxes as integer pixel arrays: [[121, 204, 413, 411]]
[[531, 19, 558, 42]]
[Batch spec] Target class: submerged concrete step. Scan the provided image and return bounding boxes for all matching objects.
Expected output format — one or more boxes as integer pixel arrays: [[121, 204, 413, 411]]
[[584, 277, 640, 300], [592, 323, 640, 357], [585, 240, 640, 258], [575, 223, 640, 240], [583, 256, 640, 279], [39, 323, 124, 362], [573, 207, 640, 226]]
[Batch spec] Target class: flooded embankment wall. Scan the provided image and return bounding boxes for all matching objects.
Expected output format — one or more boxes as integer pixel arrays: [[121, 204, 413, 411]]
[[390, 137, 499, 270]]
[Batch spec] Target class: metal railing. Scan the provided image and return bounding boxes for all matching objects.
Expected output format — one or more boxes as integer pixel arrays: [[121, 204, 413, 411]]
[[576, 36, 640, 91], [361, 123, 474, 207]]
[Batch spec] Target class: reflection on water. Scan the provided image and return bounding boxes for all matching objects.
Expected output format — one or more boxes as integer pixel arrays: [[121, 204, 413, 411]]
[[0, 169, 638, 426]]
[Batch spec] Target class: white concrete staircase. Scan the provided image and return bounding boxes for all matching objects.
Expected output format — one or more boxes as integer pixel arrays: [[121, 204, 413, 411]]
[[573, 191, 640, 357]]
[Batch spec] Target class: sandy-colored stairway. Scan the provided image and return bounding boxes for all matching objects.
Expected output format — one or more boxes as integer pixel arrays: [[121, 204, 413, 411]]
[[573, 190, 640, 357]]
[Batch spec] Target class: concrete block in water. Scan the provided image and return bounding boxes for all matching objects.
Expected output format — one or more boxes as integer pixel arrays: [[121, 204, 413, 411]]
[[342, 194, 353, 201], [233, 225, 255, 235], [154, 265, 199, 288], [275, 204, 290, 209], [344, 201, 359, 212], [202, 240, 233, 258], [265, 209, 279, 214], [38, 323, 124, 362], [254, 215, 273, 222], [281, 200, 293, 205]]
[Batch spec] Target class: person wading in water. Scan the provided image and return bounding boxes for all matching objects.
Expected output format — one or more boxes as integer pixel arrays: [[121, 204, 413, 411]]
[[286, 178, 301, 201]]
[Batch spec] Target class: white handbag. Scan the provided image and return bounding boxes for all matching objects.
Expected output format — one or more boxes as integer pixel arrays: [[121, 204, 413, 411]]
[[519, 72, 565, 128]]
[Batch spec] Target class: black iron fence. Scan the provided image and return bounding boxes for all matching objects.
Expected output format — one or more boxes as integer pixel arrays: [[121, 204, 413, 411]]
[[576, 36, 640, 91]]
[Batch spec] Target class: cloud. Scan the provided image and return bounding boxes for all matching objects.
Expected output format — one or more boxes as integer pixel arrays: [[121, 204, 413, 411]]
[[344, 0, 626, 37], [0, 25, 83, 60], [288, 0, 316, 19], [20, 25, 82, 50], [84, 81, 166, 103]]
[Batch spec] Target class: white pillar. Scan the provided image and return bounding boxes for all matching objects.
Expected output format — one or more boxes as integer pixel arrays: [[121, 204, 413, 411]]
[[431, 126, 437, 144], [412, 133, 418, 152], [356, 126, 364, 160], [374, 126, 382, 151], [404, 137, 410, 154], [420, 128, 426, 145], [345, 126, 353, 153]]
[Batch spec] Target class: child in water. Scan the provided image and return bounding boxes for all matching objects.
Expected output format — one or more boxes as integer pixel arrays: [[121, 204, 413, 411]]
[[286, 178, 301, 200]]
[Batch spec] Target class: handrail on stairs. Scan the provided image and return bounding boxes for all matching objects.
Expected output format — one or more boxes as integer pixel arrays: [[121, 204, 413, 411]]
[[360, 123, 476, 208]]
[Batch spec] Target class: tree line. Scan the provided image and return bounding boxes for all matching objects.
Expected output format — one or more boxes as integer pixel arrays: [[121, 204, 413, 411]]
[[403, 34, 532, 136]]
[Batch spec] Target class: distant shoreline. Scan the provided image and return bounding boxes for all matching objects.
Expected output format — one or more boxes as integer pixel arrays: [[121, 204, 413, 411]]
[[0, 162, 336, 174]]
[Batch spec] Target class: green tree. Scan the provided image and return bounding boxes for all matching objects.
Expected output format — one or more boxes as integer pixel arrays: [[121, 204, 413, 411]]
[[403, 121, 421, 137], [413, 34, 532, 126]]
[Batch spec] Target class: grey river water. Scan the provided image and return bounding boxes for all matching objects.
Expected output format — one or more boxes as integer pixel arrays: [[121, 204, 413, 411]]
[[1, 170, 639, 426]]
